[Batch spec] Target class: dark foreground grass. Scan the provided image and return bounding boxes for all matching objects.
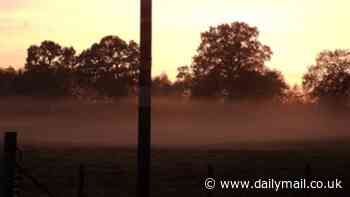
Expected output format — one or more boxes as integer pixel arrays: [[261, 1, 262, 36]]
[[5, 140, 349, 197]]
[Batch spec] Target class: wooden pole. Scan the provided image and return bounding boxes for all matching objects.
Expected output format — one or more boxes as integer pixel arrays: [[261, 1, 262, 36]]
[[3, 132, 17, 197], [207, 164, 214, 197], [138, 0, 152, 197], [77, 164, 85, 197], [305, 163, 311, 197]]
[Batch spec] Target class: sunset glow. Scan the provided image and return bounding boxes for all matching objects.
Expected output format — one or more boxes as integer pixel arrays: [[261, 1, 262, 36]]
[[1, 0, 350, 85]]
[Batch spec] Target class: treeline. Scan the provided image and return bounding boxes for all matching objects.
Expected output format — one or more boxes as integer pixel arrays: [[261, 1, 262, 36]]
[[1, 22, 350, 107], [0, 36, 140, 98]]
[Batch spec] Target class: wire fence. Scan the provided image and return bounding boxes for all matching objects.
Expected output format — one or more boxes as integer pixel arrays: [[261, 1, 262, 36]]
[[2, 132, 86, 197]]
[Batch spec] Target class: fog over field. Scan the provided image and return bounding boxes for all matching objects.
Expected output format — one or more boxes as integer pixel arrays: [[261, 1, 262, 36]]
[[0, 97, 349, 149]]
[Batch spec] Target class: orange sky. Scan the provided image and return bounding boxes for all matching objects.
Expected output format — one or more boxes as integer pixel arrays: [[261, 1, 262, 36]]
[[1, 0, 350, 85]]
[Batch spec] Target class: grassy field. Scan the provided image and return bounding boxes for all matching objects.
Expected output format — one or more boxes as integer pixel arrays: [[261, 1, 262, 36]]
[[0, 97, 349, 196], [5, 143, 349, 197]]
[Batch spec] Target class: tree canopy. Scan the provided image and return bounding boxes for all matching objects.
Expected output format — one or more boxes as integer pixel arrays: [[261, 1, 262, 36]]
[[179, 22, 287, 100], [24, 41, 76, 96], [77, 36, 140, 97], [303, 49, 350, 107], [0, 66, 17, 96], [152, 73, 172, 96]]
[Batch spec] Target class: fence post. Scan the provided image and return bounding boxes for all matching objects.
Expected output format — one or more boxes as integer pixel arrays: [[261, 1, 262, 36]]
[[77, 164, 85, 197], [207, 164, 214, 197], [305, 163, 311, 197], [3, 132, 17, 197]]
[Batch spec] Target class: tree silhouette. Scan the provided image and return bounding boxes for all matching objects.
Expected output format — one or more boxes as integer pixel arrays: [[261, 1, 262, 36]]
[[0, 66, 17, 96], [173, 66, 192, 97], [303, 49, 350, 107], [180, 22, 287, 100], [282, 85, 306, 104], [24, 41, 76, 96], [152, 73, 173, 96], [77, 36, 140, 97], [229, 68, 288, 101]]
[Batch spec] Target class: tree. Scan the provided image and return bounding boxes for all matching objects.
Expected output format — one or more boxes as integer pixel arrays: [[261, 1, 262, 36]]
[[24, 40, 76, 96], [0, 66, 17, 96], [152, 73, 173, 96], [229, 68, 288, 101], [183, 22, 286, 100], [282, 85, 306, 104], [173, 66, 193, 97], [303, 49, 350, 107], [77, 35, 140, 97]]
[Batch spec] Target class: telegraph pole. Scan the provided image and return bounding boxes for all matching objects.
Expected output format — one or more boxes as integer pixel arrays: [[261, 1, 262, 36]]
[[138, 0, 152, 197]]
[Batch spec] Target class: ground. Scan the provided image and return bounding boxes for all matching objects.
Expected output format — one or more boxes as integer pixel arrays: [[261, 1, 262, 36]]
[[0, 97, 349, 196], [6, 143, 350, 197]]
